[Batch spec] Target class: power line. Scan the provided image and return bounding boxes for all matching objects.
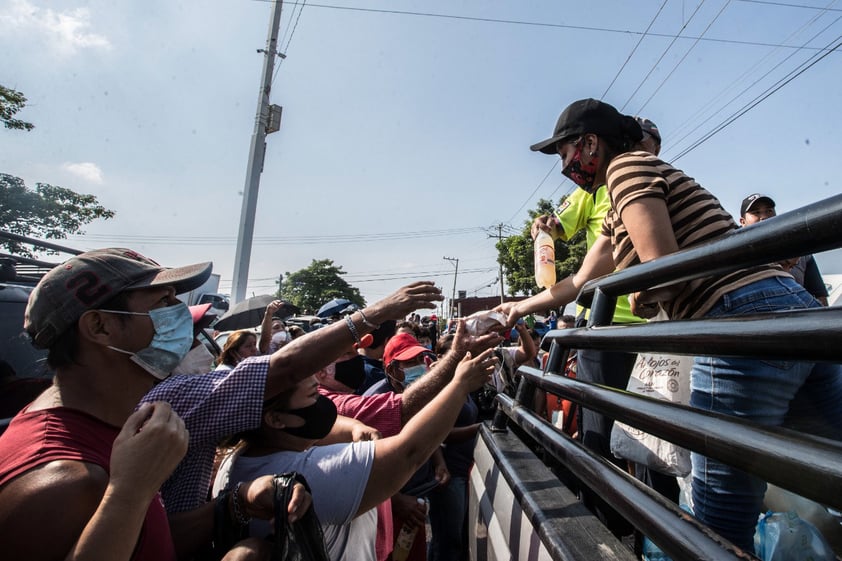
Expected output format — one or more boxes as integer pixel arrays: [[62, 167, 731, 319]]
[[67, 226, 487, 246], [671, 33, 842, 161], [601, 0, 669, 99], [734, 0, 842, 11], [255, 1, 841, 51], [620, 0, 708, 112], [635, 0, 732, 115], [663, 0, 840, 150]]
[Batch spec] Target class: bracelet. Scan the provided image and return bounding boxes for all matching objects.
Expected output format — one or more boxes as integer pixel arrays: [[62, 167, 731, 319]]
[[232, 481, 252, 525], [345, 316, 361, 344], [357, 309, 379, 329]]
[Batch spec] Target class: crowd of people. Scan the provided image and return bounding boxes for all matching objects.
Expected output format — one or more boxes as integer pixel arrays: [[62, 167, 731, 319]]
[[0, 96, 838, 561]]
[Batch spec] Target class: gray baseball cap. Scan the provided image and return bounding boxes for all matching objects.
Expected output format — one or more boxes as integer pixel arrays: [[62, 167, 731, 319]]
[[25, 248, 212, 348]]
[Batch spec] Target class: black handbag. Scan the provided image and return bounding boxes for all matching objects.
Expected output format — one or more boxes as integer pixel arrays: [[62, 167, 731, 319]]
[[271, 472, 331, 561]]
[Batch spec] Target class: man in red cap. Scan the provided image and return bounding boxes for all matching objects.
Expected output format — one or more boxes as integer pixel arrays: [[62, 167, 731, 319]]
[[317, 327, 501, 561]]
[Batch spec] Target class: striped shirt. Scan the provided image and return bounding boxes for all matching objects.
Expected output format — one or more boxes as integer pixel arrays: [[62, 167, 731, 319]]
[[602, 151, 785, 319]]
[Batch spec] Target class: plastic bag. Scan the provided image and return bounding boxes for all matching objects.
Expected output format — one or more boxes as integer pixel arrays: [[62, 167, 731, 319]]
[[754, 510, 836, 561], [609, 350, 692, 476], [464, 310, 507, 336]]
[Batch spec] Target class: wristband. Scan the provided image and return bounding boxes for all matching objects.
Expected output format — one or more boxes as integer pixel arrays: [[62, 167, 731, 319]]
[[345, 316, 361, 344], [357, 309, 379, 329], [232, 481, 252, 525]]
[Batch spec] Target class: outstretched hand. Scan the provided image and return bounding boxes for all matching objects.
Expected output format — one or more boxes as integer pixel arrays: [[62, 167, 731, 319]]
[[493, 301, 524, 330], [367, 281, 444, 322], [454, 347, 499, 393], [451, 318, 503, 356]]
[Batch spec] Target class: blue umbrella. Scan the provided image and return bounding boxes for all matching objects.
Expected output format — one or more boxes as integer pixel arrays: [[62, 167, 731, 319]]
[[317, 298, 354, 318]]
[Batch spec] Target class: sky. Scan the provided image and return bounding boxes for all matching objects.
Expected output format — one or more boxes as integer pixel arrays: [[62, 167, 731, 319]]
[[2, 0, 842, 315]]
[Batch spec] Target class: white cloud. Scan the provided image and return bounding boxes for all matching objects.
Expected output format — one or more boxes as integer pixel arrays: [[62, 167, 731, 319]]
[[63, 162, 104, 184], [1, 0, 111, 55]]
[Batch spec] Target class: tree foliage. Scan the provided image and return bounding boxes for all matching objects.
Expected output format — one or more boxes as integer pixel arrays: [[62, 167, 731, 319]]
[[0, 173, 115, 256], [497, 197, 587, 296], [277, 259, 365, 314], [1, 85, 35, 131]]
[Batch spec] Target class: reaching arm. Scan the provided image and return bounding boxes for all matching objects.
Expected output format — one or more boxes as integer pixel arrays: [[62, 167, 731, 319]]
[[265, 282, 443, 399], [399, 324, 502, 424], [358, 340, 498, 514], [496, 235, 616, 328], [258, 300, 284, 354], [512, 322, 536, 365]]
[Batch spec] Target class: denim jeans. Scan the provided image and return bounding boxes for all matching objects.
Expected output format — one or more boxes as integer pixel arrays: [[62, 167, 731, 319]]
[[689, 276, 842, 550], [428, 476, 468, 561]]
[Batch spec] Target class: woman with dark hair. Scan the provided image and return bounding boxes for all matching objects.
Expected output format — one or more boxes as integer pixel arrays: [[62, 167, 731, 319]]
[[509, 98, 842, 550], [215, 330, 259, 370]]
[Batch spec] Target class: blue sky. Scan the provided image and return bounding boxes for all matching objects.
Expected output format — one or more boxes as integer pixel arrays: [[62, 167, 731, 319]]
[[2, 0, 841, 313]]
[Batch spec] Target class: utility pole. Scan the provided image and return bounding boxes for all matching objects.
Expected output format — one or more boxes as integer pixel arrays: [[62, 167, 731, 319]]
[[231, 0, 284, 304], [442, 256, 459, 318], [489, 223, 506, 304]]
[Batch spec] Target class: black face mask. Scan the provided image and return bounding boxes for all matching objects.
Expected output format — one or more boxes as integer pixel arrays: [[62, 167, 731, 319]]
[[333, 354, 366, 391], [282, 395, 338, 440]]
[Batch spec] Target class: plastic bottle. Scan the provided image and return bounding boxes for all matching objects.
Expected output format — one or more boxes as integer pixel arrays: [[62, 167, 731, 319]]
[[392, 497, 428, 561], [534, 229, 556, 289]]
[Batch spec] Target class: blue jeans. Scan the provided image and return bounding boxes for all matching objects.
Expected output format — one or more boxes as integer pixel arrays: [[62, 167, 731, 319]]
[[428, 476, 468, 561], [689, 276, 842, 550]]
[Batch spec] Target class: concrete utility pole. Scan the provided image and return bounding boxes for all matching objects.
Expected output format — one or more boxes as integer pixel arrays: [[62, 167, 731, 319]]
[[231, 0, 284, 304], [442, 256, 459, 318], [492, 223, 506, 304]]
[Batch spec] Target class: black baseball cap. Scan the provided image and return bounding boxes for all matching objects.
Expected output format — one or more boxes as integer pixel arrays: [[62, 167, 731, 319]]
[[740, 194, 776, 217], [530, 98, 643, 155]]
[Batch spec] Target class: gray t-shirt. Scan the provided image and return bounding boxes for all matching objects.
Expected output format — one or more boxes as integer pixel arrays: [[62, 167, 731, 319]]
[[215, 441, 376, 561]]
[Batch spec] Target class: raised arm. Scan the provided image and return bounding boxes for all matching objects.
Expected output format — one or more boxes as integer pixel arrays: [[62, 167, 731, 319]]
[[399, 322, 502, 424], [265, 282, 443, 399], [496, 234, 616, 328], [358, 341, 498, 514], [258, 300, 285, 354]]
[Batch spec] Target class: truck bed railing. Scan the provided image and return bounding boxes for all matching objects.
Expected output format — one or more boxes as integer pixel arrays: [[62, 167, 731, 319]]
[[489, 193, 842, 560]]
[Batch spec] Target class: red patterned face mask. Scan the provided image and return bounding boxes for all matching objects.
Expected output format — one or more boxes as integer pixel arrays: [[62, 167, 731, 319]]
[[561, 144, 599, 193]]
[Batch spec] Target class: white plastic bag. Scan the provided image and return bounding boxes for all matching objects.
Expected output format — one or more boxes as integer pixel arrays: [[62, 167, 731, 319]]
[[610, 350, 692, 477]]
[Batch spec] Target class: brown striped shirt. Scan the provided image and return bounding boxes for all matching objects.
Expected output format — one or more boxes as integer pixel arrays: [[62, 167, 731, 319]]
[[601, 151, 785, 319]]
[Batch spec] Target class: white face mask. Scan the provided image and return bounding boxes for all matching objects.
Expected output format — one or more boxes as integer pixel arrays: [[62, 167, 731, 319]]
[[172, 343, 216, 375]]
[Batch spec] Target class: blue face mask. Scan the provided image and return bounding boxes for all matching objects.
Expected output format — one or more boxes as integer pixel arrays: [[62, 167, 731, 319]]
[[104, 302, 194, 380], [401, 364, 428, 387]]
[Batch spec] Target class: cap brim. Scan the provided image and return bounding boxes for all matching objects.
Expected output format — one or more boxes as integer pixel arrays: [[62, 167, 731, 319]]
[[392, 345, 430, 362], [189, 302, 214, 324], [127, 261, 213, 295], [530, 135, 562, 155]]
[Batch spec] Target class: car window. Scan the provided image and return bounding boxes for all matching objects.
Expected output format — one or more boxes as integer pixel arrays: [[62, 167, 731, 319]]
[[0, 284, 50, 379]]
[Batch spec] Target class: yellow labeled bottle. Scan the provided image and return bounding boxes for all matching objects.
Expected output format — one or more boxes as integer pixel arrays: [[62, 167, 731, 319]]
[[534, 230, 556, 289]]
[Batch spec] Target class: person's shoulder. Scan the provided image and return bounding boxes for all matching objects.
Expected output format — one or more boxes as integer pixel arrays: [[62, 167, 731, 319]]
[[0, 459, 108, 556]]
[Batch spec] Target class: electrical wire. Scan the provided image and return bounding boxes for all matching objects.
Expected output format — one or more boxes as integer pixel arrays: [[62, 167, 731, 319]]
[[601, 0, 669, 99], [664, 0, 839, 149], [253, 1, 838, 51], [671, 33, 842, 161], [620, 0, 708, 112], [635, 0, 732, 115], [664, 6, 842, 156]]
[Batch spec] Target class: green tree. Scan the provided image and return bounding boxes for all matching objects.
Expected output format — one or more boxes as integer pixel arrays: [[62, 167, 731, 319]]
[[1, 85, 34, 131], [497, 197, 586, 296], [0, 174, 115, 256], [277, 259, 365, 314]]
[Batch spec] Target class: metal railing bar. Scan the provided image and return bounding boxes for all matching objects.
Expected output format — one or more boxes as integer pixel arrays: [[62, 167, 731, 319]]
[[495, 395, 755, 561], [577, 193, 842, 307], [540, 307, 842, 362], [517, 366, 842, 510]]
